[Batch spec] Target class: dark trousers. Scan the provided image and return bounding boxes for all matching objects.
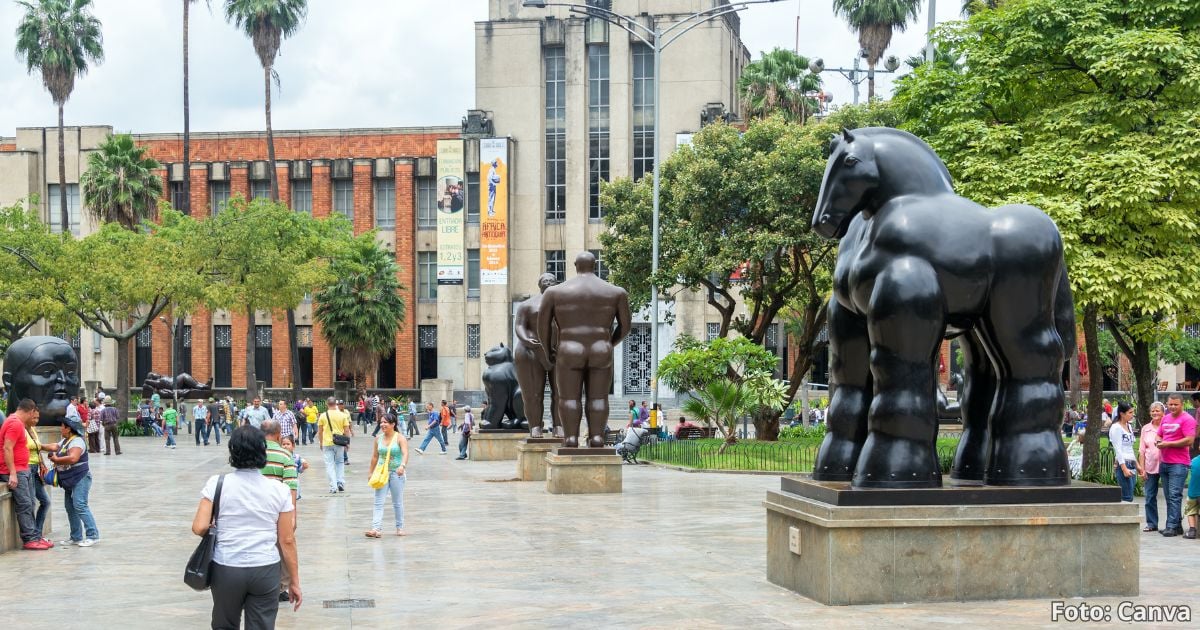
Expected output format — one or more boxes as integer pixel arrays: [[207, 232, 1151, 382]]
[[406, 418, 419, 437], [104, 425, 121, 455], [441, 425, 448, 444], [209, 562, 281, 630], [458, 432, 470, 458], [0, 470, 38, 543], [87, 432, 100, 453]]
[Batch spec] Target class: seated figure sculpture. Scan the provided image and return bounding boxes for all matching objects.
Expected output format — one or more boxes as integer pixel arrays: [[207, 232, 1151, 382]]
[[141, 371, 213, 401], [480, 343, 526, 430], [810, 128, 1075, 488], [3, 336, 81, 425]]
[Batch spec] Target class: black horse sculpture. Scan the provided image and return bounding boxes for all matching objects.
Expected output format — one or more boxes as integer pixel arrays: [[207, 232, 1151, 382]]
[[811, 127, 1075, 489]]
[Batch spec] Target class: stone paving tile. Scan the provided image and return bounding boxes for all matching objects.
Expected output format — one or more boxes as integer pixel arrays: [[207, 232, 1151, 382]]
[[0, 436, 1197, 628]]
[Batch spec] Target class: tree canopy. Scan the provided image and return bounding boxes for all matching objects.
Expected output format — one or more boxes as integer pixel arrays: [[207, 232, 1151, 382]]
[[737, 48, 823, 123], [80, 133, 163, 230], [831, 0, 922, 99]]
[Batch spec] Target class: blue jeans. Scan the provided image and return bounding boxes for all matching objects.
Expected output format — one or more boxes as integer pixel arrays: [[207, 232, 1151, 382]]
[[65, 473, 99, 542], [1160, 463, 1188, 531], [458, 432, 470, 458], [419, 427, 446, 452], [371, 472, 406, 531], [1144, 472, 1161, 529], [32, 472, 50, 539], [1115, 460, 1136, 502], [322, 445, 346, 492], [165, 426, 176, 446]]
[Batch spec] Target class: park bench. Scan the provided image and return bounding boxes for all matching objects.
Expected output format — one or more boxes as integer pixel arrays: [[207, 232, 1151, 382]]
[[676, 426, 716, 440]]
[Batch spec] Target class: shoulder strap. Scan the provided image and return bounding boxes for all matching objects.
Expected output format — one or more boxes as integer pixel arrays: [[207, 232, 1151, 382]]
[[211, 474, 225, 525]]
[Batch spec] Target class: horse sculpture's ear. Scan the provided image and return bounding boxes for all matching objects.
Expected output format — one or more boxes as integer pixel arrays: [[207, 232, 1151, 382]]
[[825, 134, 839, 158], [842, 128, 856, 143]]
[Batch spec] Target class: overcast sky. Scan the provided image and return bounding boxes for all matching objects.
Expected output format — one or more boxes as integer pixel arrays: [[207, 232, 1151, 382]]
[[0, 1, 963, 135]]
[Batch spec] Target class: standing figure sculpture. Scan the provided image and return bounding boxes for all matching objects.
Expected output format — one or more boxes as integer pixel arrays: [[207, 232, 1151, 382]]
[[3, 336, 81, 425], [515, 273, 562, 438], [536, 252, 632, 448], [810, 128, 1075, 488]]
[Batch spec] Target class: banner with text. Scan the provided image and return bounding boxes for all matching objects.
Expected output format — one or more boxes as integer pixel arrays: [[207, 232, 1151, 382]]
[[479, 138, 509, 285], [436, 139, 465, 285]]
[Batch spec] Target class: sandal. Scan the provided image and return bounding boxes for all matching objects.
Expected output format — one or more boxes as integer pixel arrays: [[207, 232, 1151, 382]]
[[395, 529, 406, 537], [1142, 526, 1158, 533], [364, 530, 382, 538]]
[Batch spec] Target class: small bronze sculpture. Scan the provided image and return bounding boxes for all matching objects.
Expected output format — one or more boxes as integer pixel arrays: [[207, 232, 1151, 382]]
[[480, 343, 526, 430], [536, 252, 632, 448], [140, 371, 213, 401], [515, 273, 562, 438], [3, 336, 81, 425], [811, 128, 1074, 488]]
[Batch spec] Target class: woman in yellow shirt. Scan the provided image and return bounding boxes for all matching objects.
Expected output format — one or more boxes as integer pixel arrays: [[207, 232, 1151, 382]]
[[24, 425, 52, 546]]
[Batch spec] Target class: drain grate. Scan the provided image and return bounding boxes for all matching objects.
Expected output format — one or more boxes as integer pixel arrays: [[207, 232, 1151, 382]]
[[323, 599, 376, 609]]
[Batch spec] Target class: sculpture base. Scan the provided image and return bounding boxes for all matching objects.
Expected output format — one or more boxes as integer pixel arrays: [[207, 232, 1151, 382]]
[[765, 477, 1139, 605], [516, 439, 558, 481], [545, 450, 622, 494], [468, 431, 525, 461]]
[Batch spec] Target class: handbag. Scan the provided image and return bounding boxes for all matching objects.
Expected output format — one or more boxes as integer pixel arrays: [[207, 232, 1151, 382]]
[[324, 412, 350, 447], [184, 474, 225, 591], [44, 438, 88, 490], [368, 434, 398, 489]]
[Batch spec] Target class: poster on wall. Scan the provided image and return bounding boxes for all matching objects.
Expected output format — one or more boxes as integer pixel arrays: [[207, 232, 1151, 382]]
[[479, 138, 509, 285], [436, 139, 465, 285]]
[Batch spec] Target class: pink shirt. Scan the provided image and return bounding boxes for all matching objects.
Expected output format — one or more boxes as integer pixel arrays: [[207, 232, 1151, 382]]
[[1158, 412, 1197, 466], [1139, 423, 1161, 475]]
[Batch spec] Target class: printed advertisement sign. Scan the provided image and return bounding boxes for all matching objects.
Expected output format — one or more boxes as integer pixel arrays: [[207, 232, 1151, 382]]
[[479, 138, 509, 285], [436, 139, 464, 285]]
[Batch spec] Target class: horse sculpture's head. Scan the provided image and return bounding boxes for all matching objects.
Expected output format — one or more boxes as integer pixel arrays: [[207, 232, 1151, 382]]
[[812, 129, 879, 239]]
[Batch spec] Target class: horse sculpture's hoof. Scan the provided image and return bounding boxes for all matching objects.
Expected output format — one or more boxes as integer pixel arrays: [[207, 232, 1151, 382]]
[[950, 426, 988, 482], [852, 433, 942, 489], [811, 434, 862, 482], [984, 430, 1070, 486]]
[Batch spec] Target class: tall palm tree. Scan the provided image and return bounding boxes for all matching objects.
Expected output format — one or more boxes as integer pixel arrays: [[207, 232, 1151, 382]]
[[314, 236, 408, 399], [223, 0, 306, 202], [831, 0, 922, 100], [14, 0, 104, 234], [961, 0, 1001, 16], [737, 48, 823, 123], [79, 134, 163, 230]]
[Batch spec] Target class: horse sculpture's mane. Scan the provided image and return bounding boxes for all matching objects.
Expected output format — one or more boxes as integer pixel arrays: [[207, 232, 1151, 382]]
[[842, 127, 954, 190]]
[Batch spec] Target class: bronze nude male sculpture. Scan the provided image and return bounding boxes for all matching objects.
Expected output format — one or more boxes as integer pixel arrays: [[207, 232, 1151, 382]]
[[3, 335, 81, 425], [536, 252, 632, 448], [810, 128, 1074, 489], [515, 272, 562, 438]]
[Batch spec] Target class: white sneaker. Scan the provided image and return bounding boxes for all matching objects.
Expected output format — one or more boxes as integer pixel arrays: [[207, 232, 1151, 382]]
[[77, 539, 97, 547], [415, 448, 424, 455], [58, 540, 78, 546], [439, 450, 447, 455]]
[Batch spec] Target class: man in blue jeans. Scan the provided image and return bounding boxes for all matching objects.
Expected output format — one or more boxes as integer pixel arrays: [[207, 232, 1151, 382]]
[[1157, 394, 1196, 537], [415, 402, 447, 454]]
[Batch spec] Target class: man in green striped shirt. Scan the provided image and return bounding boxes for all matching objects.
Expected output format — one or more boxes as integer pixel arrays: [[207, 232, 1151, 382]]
[[260, 419, 298, 602]]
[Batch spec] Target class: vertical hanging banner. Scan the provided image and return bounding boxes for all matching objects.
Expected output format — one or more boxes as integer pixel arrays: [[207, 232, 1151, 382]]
[[436, 139, 465, 285], [479, 138, 509, 285]]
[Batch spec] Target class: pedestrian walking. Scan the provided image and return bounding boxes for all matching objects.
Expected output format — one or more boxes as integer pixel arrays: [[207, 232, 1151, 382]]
[[301, 399, 318, 446], [101, 396, 121, 456], [275, 401, 298, 444], [260, 419, 298, 601], [440, 400, 451, 445], [163, 402, 179, 449], [194, 399, 209, 446], [365, 414, 409, 538], [415, 402, 448, 454], [1109, 402, 1138, 502], [1157, 393, 1197, 537], [456, 406, 473, 460], [317, 397, 352, 493], [406, 399, 420, 438], [85, 400, 101, 453]]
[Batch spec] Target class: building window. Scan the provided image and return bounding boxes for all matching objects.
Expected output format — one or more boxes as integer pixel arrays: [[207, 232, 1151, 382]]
[[588, 249, 609, 281], [374, 177, 395, 229], [250, 179, 271, 200], [632, 43, 655, 182], [180, 324, 192, 374], [545, 46, 566, 222], [467, 324, 480, 359], [47, 183, 81, 235], [467, 249, 480, 299], [214, 325, 232, 388], [254, 325, 272, 386], [466, 172, 480, 224], [418, 325, 437, 380], [210, 180, 230, 215], [418, 252, 437, 301], [546, 250, 566, 283], [588, 44, 610, 220], [169, 181, 188, 213], [333, 178, 354, 221], [706, 323, 721, 341], [291, 178, 312, 213], [416, 177, 437, 229]]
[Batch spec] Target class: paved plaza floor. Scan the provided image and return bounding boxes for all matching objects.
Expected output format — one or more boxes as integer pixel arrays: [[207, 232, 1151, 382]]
[[0, 433, 1197, 628]]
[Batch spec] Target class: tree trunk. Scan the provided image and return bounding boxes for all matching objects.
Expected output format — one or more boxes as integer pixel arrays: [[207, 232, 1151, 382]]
[[245, 305, 257, 401], [287, 308, 302, 396], [1131, 340, 1155, 429], [1069, 344, 1082, 407], [264, 64, 279, 202], [1082, 305, 1104, 475], [867, 62, 876, 101], [58, 103, 68, 233], [182, 0, 191, 216], [115, 335, 131, 421]]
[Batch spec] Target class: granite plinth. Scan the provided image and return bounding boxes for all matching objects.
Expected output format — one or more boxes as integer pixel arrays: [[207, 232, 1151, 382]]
[[545, 451, 623, 494], [782, 475, 1121, 506], [468, 431, 525, 461], [765, 479, 1140, 605], [516, 439, 557, 481]]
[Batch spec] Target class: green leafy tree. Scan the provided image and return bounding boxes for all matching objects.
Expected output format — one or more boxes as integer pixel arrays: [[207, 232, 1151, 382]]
[[893, 0, 1200, 472], [0, 203, 74, 357], [658, 335, 779, 394], [681, 371, 788, 451], [313, 235, 408, 398], [831, 0, 922, 100], [79, 134, 163, 230], [737, 48, 823, 123], [224, 0, 307, 202], [14, 0, 103, 233]]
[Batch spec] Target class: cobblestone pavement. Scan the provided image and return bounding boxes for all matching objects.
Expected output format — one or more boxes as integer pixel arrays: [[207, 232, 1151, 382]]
[[0, 435, 1196, 628]]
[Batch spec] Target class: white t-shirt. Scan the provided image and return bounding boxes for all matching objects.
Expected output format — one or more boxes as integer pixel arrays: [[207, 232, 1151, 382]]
[[1109, 422, 1136, 464], [201, 469, 293, 568]]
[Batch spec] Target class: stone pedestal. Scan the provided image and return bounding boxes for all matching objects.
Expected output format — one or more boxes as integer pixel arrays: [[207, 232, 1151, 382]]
[[469, 431, 526, 461], [765, 477, 1139, 605], [516, 438, 559, 481], [545, 449, 622, 494]]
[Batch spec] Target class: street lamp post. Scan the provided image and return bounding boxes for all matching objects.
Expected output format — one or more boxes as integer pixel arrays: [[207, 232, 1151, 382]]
[[522, 0, 784, 418], [159, 315, 184, 433], [808, 52, 900, 105]]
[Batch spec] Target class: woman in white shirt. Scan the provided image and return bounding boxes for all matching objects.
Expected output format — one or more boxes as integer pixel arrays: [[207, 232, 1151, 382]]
[[1109, 402, 1139, 502], [192, 426, 301, 628]]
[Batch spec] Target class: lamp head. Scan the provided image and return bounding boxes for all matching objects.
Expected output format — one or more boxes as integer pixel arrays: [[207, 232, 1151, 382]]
[[522, 0, 547, 6], [808, 58, 824, 74], [884, 55, 900, 72]]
